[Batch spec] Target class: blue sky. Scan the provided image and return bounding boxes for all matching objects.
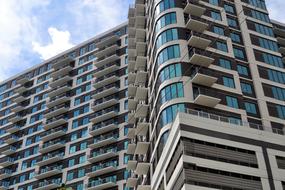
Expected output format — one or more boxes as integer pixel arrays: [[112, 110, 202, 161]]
[[0, 0, 284, 82]]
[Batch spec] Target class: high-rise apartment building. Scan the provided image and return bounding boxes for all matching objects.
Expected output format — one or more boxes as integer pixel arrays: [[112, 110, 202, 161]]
[[1, 0, 285, 190], [0, 23, 131, 190], [127, 0, 285, 190]]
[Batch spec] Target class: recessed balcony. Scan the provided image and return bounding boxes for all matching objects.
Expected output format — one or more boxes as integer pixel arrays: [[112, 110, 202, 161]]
[[92, 97, 119, 112], [6, 125, 21, 134], [88, 136, 117, 149], [93, 64, 120, 78], [48, 85, 71, 98], [5, 135, 19, 144], [191, 72, 217, 87], [193, 88, 221, 107], [86, 177, 117, 190], [0, 169, 12, 180], [0, 157, 14, 167], [189, 49, 214, 67], [89, 123, 118, 136], [94, 54, 120, 68], [135, 103, 148, 118], [93, 75, 119, 89], [52, 57, 72, 69], [186, 16, 208, 33], [44, 117, 67, 130], [35, 166, 62, 179], [88, 149, 117, 163], [41, 128, 67, 142], [50, 65, 72, 79], [135, 162, 150, 175], [46, 94, 69, 108], [96, 35, 119, 49], [277, 37, 285, 46], [90, 108, 118, 124], [184, 2, 206, 17], [13, 96, 27, 104], [87, 163, 117, 178], [45, 105, 69, 119], [92, 85, 119, 100], [34, 180, 61, 190], [37, 154, 64, 166], [94, 44, 119, 59], [135, 141, 150, 155], [17, 77, 29, 85], [39, 141, 65, 154], [1, 146, 16, 155], [188, 35, 211, 49]]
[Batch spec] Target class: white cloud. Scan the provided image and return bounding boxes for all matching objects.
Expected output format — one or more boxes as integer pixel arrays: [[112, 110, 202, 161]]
[[0, 0, 50, 81], [32, 27, 74, 60], [267, 0, 285, 23]]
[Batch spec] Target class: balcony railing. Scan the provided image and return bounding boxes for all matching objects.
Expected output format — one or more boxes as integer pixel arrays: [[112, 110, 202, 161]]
[[87, 176, 117, 188]]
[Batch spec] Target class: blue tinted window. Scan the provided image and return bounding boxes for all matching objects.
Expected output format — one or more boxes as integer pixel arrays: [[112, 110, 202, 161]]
[[258, 37, 279, 51], [157, 45, 180, 66], [241, 83, 253, 94], [268, 69, 285, 84], [271, 86, 285, 101], [155, 0, 175, 15], [156, 28, 178, 49], [211, 11, 222, 20], [245, 102, 257, 114], [155, 12, 177, 33], [261, 52, 283, 68], [213, 26, 224, 35], [216, 41, 228, 52], [227, 18, 238, 28], [226, 96, 239, 108], [251, 9, 270, 22], [248, 0, 266, 10], [230, 33, 241, 43], [254, 23, 274, 37], [219, 58, 231, 69], [237, 65, 249, 76], [233, 48, 245, 60], [223, 76, 235, 88], [160, 83, 184, 104]]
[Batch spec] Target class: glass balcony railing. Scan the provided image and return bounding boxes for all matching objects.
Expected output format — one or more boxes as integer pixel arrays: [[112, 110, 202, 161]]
[[88, 175, 117, 187]]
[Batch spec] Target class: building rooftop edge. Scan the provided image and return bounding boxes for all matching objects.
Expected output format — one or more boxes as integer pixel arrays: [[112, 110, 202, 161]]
[[0, 21, 128, 85]]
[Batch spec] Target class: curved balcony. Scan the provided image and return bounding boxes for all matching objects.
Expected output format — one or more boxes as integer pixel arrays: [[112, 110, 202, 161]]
[[39, 141, 65, 154], [35, 166, 62, 179], [184, 0, 206, 17], [89, 123, 118, 136], [86, 176, 117, 190], [37, 153, 64, 166], [88, 148, 117, 163], [193, 87, 221, 107], [92, 84, 119, 100], [41, 127, 67, 142], [87, 161, 117, 178]]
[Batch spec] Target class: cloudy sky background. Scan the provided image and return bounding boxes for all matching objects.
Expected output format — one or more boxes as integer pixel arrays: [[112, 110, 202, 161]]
[[0, 0, 284, 82]]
